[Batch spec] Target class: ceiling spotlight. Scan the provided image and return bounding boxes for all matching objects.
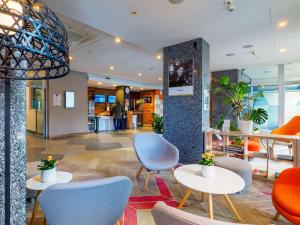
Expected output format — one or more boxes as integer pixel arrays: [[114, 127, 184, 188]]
[[158, 77, 162, 81], [69, 56, 73, 60], [113, 84, 117, 87], [279, 48, 287, 53], [115, 37, 122, 44], [226, 53, 235, 56], [130, 11, 138, 16], [224, 0, 235, 12], [140, 88, 144, 90], [97, 82, 103, 85], [169, 0, 184, 4], [130, 86, 133, 89], [278, 20, 288, 28], [156, 54, 162, 60], [138, 73, 142, 76], [109, 66, 114, 70]]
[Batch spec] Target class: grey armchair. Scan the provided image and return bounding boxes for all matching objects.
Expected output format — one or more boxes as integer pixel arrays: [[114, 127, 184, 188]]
[[152, 202, 251, 225], [39, 176, 132, 225], [134, 133, 179, 191]]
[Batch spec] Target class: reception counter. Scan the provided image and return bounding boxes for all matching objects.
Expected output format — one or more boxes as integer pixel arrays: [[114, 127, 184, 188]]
[[95, 116, 114, 132]]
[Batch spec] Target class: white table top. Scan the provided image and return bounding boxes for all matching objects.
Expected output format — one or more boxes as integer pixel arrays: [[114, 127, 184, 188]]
[[174, 164, 245, 195], [26, 171, 73, 191]]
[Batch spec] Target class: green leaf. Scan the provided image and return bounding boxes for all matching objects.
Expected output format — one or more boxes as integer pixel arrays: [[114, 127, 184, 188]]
[[219, 75, 230, 86], [251, 108, 268, 125]]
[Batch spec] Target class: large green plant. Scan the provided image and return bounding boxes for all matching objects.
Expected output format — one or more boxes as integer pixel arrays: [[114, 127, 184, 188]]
[[212, 75, 268, 125], [152, 113, 163, 134]]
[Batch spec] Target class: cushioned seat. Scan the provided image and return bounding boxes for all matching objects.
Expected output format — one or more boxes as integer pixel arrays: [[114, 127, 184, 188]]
[[216, 157, 252, 187], [272, 167, 300, 224]]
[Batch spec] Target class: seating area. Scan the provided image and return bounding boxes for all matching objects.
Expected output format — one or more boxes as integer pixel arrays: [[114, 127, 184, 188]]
[[0, 1, 299, 225]]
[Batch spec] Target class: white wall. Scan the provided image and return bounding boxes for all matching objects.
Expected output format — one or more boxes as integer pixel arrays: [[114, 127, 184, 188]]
[[48, 71, 88, 137]]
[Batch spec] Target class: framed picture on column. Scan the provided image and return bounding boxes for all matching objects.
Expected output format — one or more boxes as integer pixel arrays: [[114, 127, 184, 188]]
[[168, 58, 194, 96], [64, 91, 75, 108]]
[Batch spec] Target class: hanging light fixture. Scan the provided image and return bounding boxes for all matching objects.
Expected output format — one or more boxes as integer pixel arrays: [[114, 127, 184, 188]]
[[0, 0, 70, 80]]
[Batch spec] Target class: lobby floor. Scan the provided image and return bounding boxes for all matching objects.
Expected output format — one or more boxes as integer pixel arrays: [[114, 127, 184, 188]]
[[26, 129, 290, 225]]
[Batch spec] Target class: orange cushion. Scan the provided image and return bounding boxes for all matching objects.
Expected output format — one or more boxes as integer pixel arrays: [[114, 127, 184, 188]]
[[273, 184, 300, 216], [246, 140, 260, 152]]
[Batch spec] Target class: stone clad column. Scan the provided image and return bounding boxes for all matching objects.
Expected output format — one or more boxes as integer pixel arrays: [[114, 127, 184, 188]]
[[163, 38, 210, 164], [0, 79, 26, 224]]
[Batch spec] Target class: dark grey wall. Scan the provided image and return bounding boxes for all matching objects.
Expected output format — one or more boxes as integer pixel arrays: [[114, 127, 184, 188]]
[[163, 38, 210, 164]]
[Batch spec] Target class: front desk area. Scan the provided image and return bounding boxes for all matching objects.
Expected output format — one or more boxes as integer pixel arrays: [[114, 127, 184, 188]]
[[87, 83, 163, 132]]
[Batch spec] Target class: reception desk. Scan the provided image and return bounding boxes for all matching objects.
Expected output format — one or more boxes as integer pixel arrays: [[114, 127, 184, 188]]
[[95, 116, 114, 132]]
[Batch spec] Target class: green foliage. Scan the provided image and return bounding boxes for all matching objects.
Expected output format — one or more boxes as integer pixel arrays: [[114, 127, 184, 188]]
[[212, 75, 268, 126], [152, 113, 163, 134], [38, 159, 57, 170], [216, 116, 224, 130]]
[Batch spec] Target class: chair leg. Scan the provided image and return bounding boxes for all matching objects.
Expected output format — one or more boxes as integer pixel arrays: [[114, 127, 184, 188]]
[[144, 171, 151, 192], [136, 166, 143, 178], [273, 212, 280, 221]]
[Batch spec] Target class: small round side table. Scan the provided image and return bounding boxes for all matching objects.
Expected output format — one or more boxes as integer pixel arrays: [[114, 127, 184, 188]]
[[26, 171, 73, 225]]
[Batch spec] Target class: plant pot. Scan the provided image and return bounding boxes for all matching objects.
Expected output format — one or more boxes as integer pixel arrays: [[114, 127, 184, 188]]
[[41, 167, 57, 183], [201, 165, 215, 178], [238, 119, 253, 134]]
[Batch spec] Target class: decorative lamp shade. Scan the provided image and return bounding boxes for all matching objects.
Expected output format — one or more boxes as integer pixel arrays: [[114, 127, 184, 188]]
[[0, 0, 70, 80]]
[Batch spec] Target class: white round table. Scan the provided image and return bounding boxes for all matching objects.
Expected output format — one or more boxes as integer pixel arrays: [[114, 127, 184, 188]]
[[26, 171, 73, 225], [174, 164, 245, 221]]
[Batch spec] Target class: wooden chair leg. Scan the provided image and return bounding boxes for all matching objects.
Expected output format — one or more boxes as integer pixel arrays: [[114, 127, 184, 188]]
[[144, 171, 151, 192], [200, 192, 205, 202], [273, 212, 280, 221], [136, 166, 143, 178]]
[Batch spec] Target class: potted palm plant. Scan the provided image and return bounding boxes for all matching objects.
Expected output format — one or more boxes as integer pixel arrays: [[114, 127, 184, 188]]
[[199, 152, 216, 178], [38, 156, 57, 183], [212, 76, 268, 134], [152, 113, 163, 135]]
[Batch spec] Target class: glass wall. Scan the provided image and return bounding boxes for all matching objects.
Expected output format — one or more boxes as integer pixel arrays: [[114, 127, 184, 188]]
[[285, 84, 300, 123]]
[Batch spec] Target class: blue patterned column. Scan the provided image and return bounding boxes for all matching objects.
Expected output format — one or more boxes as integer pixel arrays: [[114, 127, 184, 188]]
[[0, 79, 26, 225]]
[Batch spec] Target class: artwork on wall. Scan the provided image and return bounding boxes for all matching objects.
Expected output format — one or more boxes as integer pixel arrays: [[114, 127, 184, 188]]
[[53, 94, 61, 106], [142, 96, 152, 103], [168, 58, 194, 96], [65, 91, 75, 108]]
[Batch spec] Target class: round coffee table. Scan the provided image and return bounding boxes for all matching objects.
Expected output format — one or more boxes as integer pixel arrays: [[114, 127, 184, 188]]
[[26, 171, 73, 225], [174, 164, 245, 221]]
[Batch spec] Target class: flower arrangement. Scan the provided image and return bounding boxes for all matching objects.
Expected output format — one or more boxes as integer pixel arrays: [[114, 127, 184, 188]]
[[199, 152, 216, 166], [136, 98, 145, 105], [37, 156, 57, 170]]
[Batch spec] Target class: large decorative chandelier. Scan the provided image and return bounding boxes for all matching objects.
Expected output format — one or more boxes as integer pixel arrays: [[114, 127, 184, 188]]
[[0, 0, 70, 80]]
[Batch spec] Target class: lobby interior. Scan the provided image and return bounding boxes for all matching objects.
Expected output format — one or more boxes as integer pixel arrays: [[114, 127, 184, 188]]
[[1, 0, 300, 225]]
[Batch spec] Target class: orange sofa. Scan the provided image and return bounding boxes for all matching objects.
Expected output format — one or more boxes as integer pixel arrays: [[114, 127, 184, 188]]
[[271, 116, 300, 155], [272, 167, 300, 224]]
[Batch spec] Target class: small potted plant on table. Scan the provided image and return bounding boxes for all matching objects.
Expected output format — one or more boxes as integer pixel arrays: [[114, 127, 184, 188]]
[[199, 152, 216, 178], [38, 156, 57, 183]]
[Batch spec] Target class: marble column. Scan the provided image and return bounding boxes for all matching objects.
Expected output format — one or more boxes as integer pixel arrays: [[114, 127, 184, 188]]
[[0, 79, 26, 225], [163, 38, 210, 164]]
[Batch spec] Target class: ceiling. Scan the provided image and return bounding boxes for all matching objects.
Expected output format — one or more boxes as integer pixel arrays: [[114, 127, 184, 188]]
[[44, 0, 300, 86]]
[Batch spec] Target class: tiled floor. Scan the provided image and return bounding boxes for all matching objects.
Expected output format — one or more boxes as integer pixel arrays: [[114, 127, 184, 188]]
[[26, 129, 291, 225]]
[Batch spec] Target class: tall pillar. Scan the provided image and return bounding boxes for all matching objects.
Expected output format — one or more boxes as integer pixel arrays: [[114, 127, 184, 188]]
[[0, 79, 26, 225], [278, 64, 285, 127], [163, 38, 210, 164]]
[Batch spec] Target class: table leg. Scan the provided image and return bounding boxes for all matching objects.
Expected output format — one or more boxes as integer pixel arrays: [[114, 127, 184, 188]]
[[200, 192, 205, 202], [30, 190, 42, 225], [208, 193, 213, 219], [44, 217, 48, 225], [224, 194, 242, 222], [178, 189, 192, 209]]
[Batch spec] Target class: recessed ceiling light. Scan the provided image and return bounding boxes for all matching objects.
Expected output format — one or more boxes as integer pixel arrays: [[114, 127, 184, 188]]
[[140, 88, 144, 90], [88, 50, 94, 54], [279, 48, 287, 53], [114, 37, 122, 44], [158, 77, 162, 81], [278, 20, 288, 28], [130, 11, 138, 16], [113, 84, 117, 87], [69, 56, 73, 60], [130, 86, 133, 89], [243, 44, 253, 49], [97, 82, 103, 85], [156, 54, 162, 60], [226, 53, 235, 56], [169, 0, 184, 4], [109, 66, 114, 70], [138, 73, 142, 76]]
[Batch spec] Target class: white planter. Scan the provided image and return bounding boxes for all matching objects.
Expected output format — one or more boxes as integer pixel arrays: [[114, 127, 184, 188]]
[[238, 120, 253, 134], [41, 167, 57, 183], [201, 165, 215, 178]]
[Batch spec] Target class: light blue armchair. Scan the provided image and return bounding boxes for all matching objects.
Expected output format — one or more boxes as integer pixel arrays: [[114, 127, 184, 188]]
[[39, 176, 132, 225], [134, 133, 179, 191]]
